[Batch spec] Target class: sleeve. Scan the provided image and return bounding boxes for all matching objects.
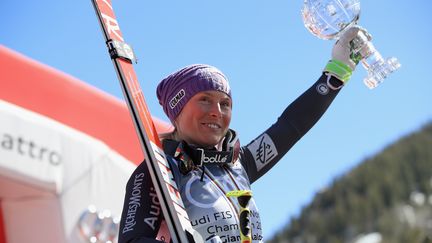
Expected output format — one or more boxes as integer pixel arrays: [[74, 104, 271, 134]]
[[127, 238, 164, 243], [240, 74, 343, 183], [118, 161, 164, 243]]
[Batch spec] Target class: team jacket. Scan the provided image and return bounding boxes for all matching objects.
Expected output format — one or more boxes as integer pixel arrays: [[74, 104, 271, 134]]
[[118, 74, 343, 243]]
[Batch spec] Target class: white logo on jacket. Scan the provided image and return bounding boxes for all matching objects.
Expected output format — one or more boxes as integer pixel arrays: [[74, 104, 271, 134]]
[[247, 133, 278, 171], [316, 82, 329, 95]]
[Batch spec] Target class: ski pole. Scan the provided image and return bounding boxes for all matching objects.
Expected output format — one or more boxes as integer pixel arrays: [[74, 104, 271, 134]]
[[226, 190, 253, 243]]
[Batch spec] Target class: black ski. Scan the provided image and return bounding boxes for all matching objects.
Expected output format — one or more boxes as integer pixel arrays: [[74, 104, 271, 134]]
[[91, 1, 199, 242]]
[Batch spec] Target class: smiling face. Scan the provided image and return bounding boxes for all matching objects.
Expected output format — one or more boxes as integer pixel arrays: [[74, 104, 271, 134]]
[[174, 90, 232, 148]]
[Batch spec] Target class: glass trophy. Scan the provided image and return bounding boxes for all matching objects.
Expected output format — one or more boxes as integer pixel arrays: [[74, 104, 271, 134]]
[[301, 0, 400, 89]]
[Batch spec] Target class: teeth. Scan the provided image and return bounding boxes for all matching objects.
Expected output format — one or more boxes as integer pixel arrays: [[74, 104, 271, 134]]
[[206, 123, 220, 129]]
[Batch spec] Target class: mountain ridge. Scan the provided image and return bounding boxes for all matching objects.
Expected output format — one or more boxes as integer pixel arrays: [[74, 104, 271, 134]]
[[269, 121, 432, 243]]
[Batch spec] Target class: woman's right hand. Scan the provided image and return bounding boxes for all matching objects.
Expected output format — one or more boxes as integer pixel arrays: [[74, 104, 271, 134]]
[[324, 26, 372, 83]]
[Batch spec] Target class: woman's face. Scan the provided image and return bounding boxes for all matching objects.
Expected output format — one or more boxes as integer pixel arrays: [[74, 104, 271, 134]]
[[175, 90, 232, 148]]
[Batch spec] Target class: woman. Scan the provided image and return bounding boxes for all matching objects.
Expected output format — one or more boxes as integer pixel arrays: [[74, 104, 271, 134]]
[[118, 27, 369, 243]]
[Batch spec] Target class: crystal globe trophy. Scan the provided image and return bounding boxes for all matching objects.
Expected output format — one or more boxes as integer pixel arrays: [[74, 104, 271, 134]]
[[301, 0, 400, 89]]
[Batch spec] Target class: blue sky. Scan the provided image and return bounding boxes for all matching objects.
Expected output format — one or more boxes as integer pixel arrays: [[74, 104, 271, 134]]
[[2, 0, 432, 239]]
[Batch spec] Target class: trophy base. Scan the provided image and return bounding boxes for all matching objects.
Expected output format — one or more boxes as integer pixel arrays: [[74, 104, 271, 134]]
[[363, 57, 401, 89]]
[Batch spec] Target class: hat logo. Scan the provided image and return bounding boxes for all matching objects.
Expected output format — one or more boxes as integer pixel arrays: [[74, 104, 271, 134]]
[[169, 89, 185, 109]]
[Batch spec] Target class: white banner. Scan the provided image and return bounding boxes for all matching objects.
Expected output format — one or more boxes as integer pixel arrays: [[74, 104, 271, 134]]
[[0, 100, 136, 242], [0, 100, 63, 192]]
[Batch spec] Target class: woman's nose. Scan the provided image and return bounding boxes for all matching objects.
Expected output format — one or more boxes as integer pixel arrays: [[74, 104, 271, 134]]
[[208, 103, 222, 117]]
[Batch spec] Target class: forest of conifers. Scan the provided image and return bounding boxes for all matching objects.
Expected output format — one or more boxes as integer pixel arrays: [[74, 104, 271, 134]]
[[269, 122, 432, 243]]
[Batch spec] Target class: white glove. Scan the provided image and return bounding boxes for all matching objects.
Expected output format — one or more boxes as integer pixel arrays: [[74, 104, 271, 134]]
[[324, 26, 372, 83], [333, 26, 372, 70]]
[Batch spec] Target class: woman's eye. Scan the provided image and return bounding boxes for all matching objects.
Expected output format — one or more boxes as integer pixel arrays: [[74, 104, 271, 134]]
[[221, 101, 230, 107], [221, 101, 232, 110], [199, 97, 211, 103]]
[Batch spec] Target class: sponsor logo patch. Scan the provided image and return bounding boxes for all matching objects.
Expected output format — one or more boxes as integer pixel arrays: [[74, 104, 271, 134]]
[[202, 154, 228, 164], [169, 89, 185, 109], [122, 172, 145, 234], [247, 133, 278, 171], [316, 82, 329, 95]]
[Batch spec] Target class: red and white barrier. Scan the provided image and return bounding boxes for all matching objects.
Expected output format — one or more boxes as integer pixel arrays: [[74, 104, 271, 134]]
[[0, 46, 172, 243]]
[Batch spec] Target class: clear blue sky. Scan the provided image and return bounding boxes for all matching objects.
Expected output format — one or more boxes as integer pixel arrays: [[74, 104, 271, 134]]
[[2, 0, 431, 239]]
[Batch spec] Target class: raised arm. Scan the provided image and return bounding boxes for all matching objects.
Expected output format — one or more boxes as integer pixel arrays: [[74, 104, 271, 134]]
[[240, 27, 370, 183]]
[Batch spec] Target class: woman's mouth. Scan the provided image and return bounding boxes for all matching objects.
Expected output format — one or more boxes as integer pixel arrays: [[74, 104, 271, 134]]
[[203, 123, 221, 129]]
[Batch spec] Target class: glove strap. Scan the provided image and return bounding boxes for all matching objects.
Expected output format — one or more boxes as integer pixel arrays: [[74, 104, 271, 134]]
[[324, 59, 353, 83]]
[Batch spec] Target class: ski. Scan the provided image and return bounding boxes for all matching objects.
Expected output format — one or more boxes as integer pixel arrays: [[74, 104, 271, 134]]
[[91, 1, 199, 242]]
